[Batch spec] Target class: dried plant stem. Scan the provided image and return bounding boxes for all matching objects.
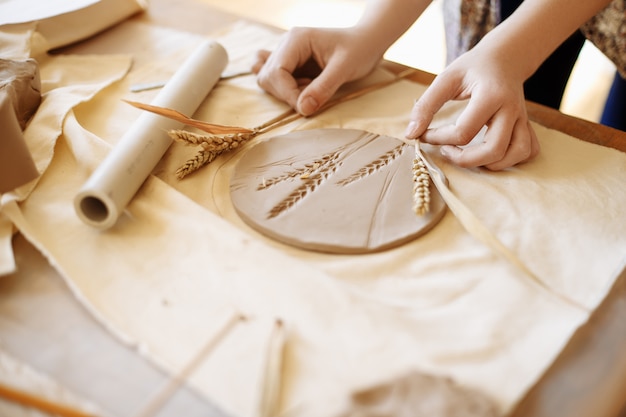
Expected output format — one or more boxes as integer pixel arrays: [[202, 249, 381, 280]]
[[258, 319, 287, 417], [175, 148, 220, 179], [315, 68, 416, 115], [412, 143, 431, 216], [171, 131, 259, 178], [255, 108, 298, 131], [168, 129, 212, 146], [134, 312, 246, 417], [168, 69, 418, 178], [416, 147, 587, 312]]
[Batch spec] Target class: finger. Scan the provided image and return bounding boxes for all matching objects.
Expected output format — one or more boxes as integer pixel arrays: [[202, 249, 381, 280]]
[[405, 72, 462, 139], [256, 53, 304, 109], [484, 120, 540, 170], [420, 92, 501, 148], [440, 112, 538, 170], [270, 68, 303, 110], [523, 121, 541, 163], [437, 106, 516, 168], [251, 49, 271, 74], [297, 58, 349, 116]]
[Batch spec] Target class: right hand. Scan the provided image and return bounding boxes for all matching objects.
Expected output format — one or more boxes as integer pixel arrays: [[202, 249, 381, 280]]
[[253, 27, 383, 116]]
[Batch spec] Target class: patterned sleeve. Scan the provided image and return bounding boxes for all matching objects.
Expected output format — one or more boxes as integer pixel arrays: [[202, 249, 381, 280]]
[[445, 0, 625, 79], [581, 0, 626, 79], [443, 0, 499, 64]]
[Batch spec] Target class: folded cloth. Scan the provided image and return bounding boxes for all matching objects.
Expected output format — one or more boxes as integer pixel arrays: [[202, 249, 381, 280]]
[[0, 58, 41, 194], [0, 0, 143, 274], [2, 20, 626, 417], [0, 92, 39, 194], [0, 28, 131, 274]]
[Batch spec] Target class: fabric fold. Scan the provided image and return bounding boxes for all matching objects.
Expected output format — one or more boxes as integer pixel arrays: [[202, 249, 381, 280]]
[[0, 28, 132, 275]]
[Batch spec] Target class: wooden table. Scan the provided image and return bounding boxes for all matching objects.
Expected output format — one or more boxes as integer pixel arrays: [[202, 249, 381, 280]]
[[2, 0, 625, 416]]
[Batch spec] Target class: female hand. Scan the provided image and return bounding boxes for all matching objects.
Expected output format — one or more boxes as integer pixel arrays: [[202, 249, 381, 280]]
[[253, 27, 384, 116], [405, 45, 540, 171]]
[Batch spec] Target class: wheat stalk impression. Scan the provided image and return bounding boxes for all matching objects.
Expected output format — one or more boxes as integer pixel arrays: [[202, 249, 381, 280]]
[[266, 149, 342, 219], [258, 160, 324, 190], [336, 144, 407, 186]]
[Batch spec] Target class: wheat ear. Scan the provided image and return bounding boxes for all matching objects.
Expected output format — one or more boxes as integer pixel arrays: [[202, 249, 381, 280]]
[[175, 148, 220, 179], [412, 143, 431, 216], [171, 131, 258, 178]]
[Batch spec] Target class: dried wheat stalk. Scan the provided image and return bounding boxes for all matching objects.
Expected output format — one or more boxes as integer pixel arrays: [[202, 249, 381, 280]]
[[126, 69, 418, 178], [412, 143, 431, 216], [169, 130, 258, 151], [169, 130, 259, 178], [175, 148, 220, 179]]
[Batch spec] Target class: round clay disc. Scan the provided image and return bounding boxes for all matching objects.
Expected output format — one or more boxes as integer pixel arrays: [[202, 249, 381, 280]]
[[230, 128, 446, 254]]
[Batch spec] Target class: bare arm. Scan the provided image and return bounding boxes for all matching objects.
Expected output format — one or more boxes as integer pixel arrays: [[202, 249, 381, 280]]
[[354, 0, 432, 57], [483, 0, 612, 81]]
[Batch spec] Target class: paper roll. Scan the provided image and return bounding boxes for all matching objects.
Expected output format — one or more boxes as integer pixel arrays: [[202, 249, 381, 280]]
[[74, 40, 228, 229]]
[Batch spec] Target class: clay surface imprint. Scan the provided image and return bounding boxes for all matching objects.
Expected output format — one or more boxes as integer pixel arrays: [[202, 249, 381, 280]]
[[230, 129, 446, 254]]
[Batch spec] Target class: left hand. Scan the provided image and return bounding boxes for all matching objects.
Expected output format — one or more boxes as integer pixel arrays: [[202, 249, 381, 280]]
[[404, 44, 540, 171]]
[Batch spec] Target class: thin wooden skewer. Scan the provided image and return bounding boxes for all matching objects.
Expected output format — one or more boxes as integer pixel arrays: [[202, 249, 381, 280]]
[[0, 382, 98, 417], [257, 68, 419, 133], [315, 68, 417, 115], [133, 311, 246, 417], [258, 319, 287, 417]]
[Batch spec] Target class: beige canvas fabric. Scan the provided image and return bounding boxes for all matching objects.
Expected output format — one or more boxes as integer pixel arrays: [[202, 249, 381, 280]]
[[1, 20, 625, 417]]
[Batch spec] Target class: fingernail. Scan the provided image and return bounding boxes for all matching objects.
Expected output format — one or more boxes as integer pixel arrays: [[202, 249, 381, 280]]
[[404, 121, 418, 138], [299, 95, 319, 116]]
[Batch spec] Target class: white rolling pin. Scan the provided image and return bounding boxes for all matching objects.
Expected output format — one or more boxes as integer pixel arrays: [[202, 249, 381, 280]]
[[74, 40, 228, 229]]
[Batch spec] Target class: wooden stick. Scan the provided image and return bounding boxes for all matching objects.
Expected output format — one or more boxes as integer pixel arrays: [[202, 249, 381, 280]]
[[133, 311, 246, 417], [255, 69, 419, 135], [315, 68, 417, 115], [0, 382, 98, 417], [258, 319, 287, 417]]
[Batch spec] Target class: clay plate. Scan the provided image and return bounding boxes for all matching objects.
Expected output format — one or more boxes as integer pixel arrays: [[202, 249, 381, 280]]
[[230, 128, 446, 254]]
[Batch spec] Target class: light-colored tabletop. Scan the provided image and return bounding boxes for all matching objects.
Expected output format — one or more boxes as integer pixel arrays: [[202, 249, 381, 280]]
[[2, 0, 625, 416]]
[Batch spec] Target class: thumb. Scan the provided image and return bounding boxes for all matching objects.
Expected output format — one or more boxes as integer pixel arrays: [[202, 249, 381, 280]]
[[404, 73, 457, 139], [296, 60, 347, 116]]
